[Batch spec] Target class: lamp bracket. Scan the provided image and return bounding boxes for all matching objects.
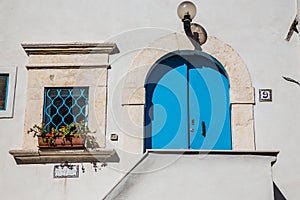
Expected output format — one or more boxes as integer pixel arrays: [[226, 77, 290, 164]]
[[182, 14, 207, 49]]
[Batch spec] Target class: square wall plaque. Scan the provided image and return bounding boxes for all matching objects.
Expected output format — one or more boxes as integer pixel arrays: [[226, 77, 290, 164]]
[[259, 89, 272, 102], [53, 164, 79, 178]]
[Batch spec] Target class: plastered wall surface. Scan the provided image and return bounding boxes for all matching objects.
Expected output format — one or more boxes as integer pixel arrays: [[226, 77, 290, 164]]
[[0, 0, 299, 199]]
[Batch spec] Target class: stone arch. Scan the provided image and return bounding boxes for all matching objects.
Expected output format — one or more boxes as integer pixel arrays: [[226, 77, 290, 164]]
[[122, 33, 255, 151]]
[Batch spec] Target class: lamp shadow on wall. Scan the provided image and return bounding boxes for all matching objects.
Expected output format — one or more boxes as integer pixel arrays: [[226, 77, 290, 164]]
[[273, 182, 287, 200]]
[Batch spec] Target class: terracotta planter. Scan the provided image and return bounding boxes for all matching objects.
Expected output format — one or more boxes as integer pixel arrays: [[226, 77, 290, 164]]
[[38, 136, 85, 149]]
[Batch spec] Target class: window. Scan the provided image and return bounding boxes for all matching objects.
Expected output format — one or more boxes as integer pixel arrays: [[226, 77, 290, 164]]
[[0, 67, 17, 118], [19, 43, 116, 153], [43, 87, 89, 132], [0, 74, 9, 110]]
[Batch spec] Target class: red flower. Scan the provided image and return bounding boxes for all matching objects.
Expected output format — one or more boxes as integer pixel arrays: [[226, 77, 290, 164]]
[[46, 133, 53, 137]]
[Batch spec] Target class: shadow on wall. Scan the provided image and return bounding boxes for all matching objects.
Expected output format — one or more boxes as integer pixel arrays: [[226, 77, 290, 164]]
[[274, 182, 287, 200]]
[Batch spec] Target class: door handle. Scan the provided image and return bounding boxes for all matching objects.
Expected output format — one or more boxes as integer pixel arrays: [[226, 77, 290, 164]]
[[202, 121, 206, 137]]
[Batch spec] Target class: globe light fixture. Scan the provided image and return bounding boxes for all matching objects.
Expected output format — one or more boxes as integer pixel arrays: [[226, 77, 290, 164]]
[[177, 1, 207, 48], [177, 1, 197, 21]]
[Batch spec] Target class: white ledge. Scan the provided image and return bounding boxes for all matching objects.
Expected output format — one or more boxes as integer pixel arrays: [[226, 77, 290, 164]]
[[146, 150, 279, 165], [22, 43, 119, 55], [147, 149, 279, 157], [9, 149, 119, 165]]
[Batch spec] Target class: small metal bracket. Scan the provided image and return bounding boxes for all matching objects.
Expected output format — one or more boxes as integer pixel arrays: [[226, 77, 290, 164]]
[[286, 16, 298, 41], [182, 14, 207, 50]]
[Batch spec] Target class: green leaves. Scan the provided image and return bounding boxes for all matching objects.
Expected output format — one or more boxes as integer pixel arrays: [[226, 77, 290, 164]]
[[28, 121, 99, 148]]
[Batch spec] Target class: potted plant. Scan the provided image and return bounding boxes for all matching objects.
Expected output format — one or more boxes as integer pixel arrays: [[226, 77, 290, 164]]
[[27, 121, 99, 149]]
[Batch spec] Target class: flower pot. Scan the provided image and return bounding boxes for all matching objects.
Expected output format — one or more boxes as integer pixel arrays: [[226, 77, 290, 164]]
[[37, 136, 85, 149]]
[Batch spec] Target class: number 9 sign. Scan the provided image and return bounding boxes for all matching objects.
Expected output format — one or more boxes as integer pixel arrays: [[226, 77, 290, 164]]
[[259, 89, 272, 102]]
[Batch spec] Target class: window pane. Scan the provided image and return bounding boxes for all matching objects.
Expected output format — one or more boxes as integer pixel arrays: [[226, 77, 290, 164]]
[[43, 87, 89, 132], [0, 75, 9, 110]]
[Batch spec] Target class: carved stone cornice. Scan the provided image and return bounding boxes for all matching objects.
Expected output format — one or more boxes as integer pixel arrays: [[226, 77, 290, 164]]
[[22, 42, 119, 69], [22, 43, 119, 55]]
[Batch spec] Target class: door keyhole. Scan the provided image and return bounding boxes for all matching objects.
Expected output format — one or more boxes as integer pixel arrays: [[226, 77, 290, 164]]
[[191, 119, 195, 125]]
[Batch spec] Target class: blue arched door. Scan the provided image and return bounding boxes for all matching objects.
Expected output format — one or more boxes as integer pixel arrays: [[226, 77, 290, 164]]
[[144, 51, 231, 150]]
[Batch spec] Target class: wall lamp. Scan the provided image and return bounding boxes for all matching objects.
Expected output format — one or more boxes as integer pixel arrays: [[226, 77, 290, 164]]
[[177, 1, 207, 49]]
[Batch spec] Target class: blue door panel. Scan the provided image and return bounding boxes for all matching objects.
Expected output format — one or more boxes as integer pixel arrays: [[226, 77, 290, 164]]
[[189, 67, 211, 149], [152, 64, 188, 149], [189, 67, 231, 150], [145, 51, 232, 150]]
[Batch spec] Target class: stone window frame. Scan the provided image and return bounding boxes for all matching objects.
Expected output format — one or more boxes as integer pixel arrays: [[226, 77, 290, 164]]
[[121, 33, 255, 152], [10, 43, 120, 165], [21, 43, 119, 150], [0, 66, 17, 118]]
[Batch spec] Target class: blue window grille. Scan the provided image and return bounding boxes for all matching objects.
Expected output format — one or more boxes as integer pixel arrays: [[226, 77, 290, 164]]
[[43, 87, 89, 132], [0, 74, 9, 110]]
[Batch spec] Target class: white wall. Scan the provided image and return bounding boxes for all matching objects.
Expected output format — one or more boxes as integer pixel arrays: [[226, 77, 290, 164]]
[[0, 0, 299, 199], [104, 152, 277, 200]]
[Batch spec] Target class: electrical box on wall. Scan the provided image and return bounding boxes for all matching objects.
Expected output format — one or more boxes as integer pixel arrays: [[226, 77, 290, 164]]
[[110, 133, 119, 141]]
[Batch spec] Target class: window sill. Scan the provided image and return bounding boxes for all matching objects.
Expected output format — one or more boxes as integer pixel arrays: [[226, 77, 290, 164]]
[[9, 148, 119, 165]]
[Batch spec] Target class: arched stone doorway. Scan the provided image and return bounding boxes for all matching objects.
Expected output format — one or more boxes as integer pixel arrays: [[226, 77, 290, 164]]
[[121, 34, 255, 152], [144, 50, 231, 150]]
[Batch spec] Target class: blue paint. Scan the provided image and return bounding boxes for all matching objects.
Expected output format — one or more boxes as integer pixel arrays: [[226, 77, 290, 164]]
[[189, 67, 231, 150], [0, 75, 9, 111], [43, 87, 89, 132], [189, 67, 211, 149], [152, 64, 188, 149], [145, 50, 231, 150]]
